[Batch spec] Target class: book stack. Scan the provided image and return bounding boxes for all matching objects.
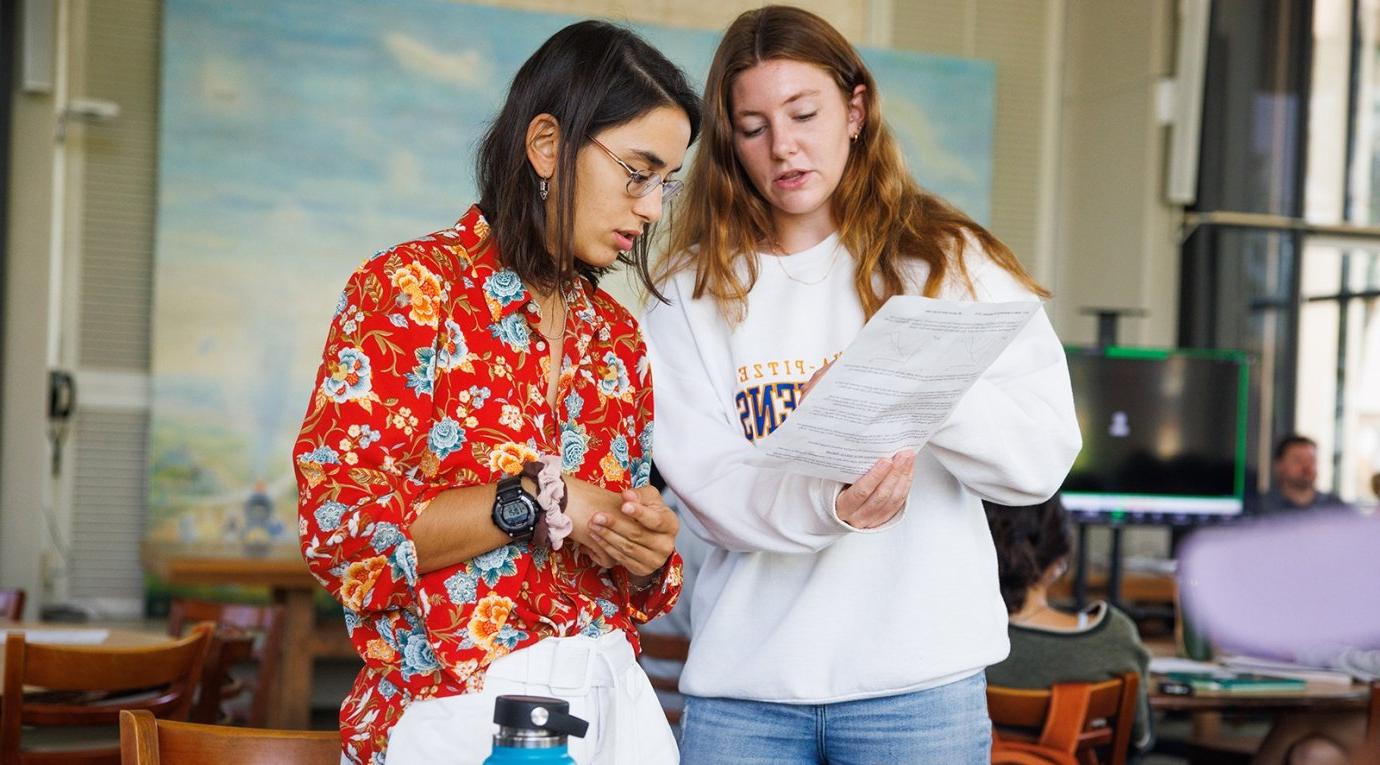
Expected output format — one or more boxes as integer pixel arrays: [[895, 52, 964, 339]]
[[1158, 671, 1306, 695], [1220, 655, 1360, 687]]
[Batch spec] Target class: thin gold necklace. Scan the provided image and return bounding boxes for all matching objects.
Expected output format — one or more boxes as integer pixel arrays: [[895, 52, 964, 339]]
[[769, 239, 842, 285]]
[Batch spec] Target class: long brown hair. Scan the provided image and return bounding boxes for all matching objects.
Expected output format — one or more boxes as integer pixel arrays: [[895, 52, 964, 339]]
[[660, 5, 1048, 320]]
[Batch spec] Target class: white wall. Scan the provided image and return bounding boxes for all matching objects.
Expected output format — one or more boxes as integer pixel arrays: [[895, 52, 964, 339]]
[[1, 37, 58, 620], [2, 0, 158, 618], [892, 0, 1066, 298], [1054, 1, 1181, 348]]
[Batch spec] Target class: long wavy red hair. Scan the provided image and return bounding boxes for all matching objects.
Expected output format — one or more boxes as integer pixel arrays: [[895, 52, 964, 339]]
[[660, 5, 1048, 320]]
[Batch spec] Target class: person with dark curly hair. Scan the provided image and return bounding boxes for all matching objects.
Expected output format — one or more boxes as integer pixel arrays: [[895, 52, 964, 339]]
[[983, 496, 1153, 754]]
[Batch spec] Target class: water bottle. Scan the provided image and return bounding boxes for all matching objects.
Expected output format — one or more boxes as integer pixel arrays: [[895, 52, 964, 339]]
[[482, 695, 589, 765]]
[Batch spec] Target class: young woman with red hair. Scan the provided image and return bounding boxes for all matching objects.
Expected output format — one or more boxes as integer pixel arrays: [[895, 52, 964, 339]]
[[643, 7, 1081, 763]]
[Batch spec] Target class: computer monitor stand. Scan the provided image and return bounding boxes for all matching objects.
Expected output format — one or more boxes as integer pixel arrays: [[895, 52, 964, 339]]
[[1070, 307, 1145, 611]]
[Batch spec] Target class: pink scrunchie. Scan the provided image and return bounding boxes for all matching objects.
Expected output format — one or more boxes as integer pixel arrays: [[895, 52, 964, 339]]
[[526, 454, 571, 549]]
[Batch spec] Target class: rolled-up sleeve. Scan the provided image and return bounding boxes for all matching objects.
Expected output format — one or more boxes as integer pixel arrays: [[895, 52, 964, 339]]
[[294, 253, 444, 614]]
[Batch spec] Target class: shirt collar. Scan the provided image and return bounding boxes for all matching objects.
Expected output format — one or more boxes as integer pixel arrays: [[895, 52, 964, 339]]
[[453, 206, 530, 322], [452, 204, 492, 256], [453, 205, 603, 331]]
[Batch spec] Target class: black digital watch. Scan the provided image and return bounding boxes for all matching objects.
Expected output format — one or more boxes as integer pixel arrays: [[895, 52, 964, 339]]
[[492, 474, 540, 540]]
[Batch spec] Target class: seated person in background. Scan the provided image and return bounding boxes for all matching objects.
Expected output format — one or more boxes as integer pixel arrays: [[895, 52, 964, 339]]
[[1257, 434, 1350, 515], [984, 496, 1153, 754]]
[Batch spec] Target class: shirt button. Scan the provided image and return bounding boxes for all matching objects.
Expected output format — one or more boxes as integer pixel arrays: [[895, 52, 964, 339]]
[[536, 341, 546, 351], [527, 303, 538, 313]]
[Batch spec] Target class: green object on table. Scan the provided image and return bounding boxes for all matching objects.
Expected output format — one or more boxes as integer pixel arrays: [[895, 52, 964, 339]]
[[1161, 671, 1306, 693]]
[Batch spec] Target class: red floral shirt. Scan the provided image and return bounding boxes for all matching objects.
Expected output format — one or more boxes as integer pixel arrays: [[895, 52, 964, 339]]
[[294, 206, 682, 764]]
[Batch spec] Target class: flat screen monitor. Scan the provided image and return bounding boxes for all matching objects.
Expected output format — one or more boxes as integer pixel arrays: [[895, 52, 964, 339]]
[[1061, 346, 1249, 525]]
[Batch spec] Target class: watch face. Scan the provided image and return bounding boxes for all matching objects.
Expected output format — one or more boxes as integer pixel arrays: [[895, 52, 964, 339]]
[[497, 497, 535, 529]]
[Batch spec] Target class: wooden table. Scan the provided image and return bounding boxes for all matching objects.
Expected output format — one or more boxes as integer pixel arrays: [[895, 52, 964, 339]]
[[1146, 636, 1374, 746], [1152, 682, 1372, 713], [141, 543, 354, 729], [1151, 675, 1372, 748], [0, 621, 171, 683]]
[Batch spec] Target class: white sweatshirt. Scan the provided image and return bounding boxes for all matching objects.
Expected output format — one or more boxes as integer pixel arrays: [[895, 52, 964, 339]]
[[641, 232, 1082, 703]]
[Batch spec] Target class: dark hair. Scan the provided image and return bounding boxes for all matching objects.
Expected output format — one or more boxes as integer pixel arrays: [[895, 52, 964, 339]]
[[476, 20, 702, 296], [1273, 433, 1316, 461], [983, 496, 1072, 614]]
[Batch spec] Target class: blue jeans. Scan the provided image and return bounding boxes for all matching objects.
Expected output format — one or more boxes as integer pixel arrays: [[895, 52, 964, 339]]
[[679, 672, 991, 765]]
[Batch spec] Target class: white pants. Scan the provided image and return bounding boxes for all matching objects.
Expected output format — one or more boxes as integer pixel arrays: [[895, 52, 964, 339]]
[[386, 630, 678, 765]]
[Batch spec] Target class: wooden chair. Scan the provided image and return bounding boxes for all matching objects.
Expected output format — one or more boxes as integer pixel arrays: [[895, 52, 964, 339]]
[[188, 632, 257, 727], [118, 709, 337, 765], [1, 623, 213, 764], [0, 587, 26, 620], [167, 599, 285, 727], [988, 672, 1139, 765], [636, 629, 690, 725]]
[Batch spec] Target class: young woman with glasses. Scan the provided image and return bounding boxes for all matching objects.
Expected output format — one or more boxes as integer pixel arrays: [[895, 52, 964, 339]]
[[294, 21, 699, 764]]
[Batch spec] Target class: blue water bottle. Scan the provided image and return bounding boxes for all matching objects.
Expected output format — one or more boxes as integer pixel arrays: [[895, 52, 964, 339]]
[[482, 695, 589, 765]]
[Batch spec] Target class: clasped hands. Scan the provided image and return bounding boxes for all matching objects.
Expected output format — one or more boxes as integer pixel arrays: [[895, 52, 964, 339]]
[[564, 479, 677, 580]]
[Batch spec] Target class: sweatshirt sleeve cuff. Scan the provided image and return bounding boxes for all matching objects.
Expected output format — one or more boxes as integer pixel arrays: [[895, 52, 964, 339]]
[[819, 478, 909, 534]]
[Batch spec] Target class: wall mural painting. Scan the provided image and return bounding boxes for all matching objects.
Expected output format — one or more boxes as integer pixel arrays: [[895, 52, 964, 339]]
[[149, 0, 995, 591]]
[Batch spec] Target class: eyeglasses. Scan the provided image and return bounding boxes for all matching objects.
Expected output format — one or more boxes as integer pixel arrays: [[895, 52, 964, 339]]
[[589, 137, 683, 201]]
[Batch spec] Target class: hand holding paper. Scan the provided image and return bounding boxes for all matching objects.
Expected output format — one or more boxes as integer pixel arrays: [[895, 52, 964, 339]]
[[833, 448, 916, 528], [754, 295, 1041, 484]]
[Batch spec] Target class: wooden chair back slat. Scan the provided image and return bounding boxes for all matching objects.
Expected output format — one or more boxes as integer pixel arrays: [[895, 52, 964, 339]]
[[168, 601, 281, 638], [26, 691, 183, 726], [646, 675, 678, 693], [636, 631, 689, 662], [188, 632, 255, 725], [991, 747, 1080, 765], [1041, 683, 1093, 753], [1, 624, 213, 765], [18, 628, 213, 691], [987, 688, 1057, 728], [988, 672, 1139, 765], [1105, 671, 1139, 761], [119, 709, 338, 765]]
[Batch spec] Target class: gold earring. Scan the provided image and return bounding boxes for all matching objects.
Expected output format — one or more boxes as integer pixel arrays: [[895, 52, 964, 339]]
[[850, 131, 860, 143]]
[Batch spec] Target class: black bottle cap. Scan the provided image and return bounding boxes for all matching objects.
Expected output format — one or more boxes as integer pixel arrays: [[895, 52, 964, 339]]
[[492, 695, 589, 738]]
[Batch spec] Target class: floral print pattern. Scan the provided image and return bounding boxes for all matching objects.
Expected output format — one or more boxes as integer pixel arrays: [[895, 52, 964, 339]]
[[294, 206, 680, 764]]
